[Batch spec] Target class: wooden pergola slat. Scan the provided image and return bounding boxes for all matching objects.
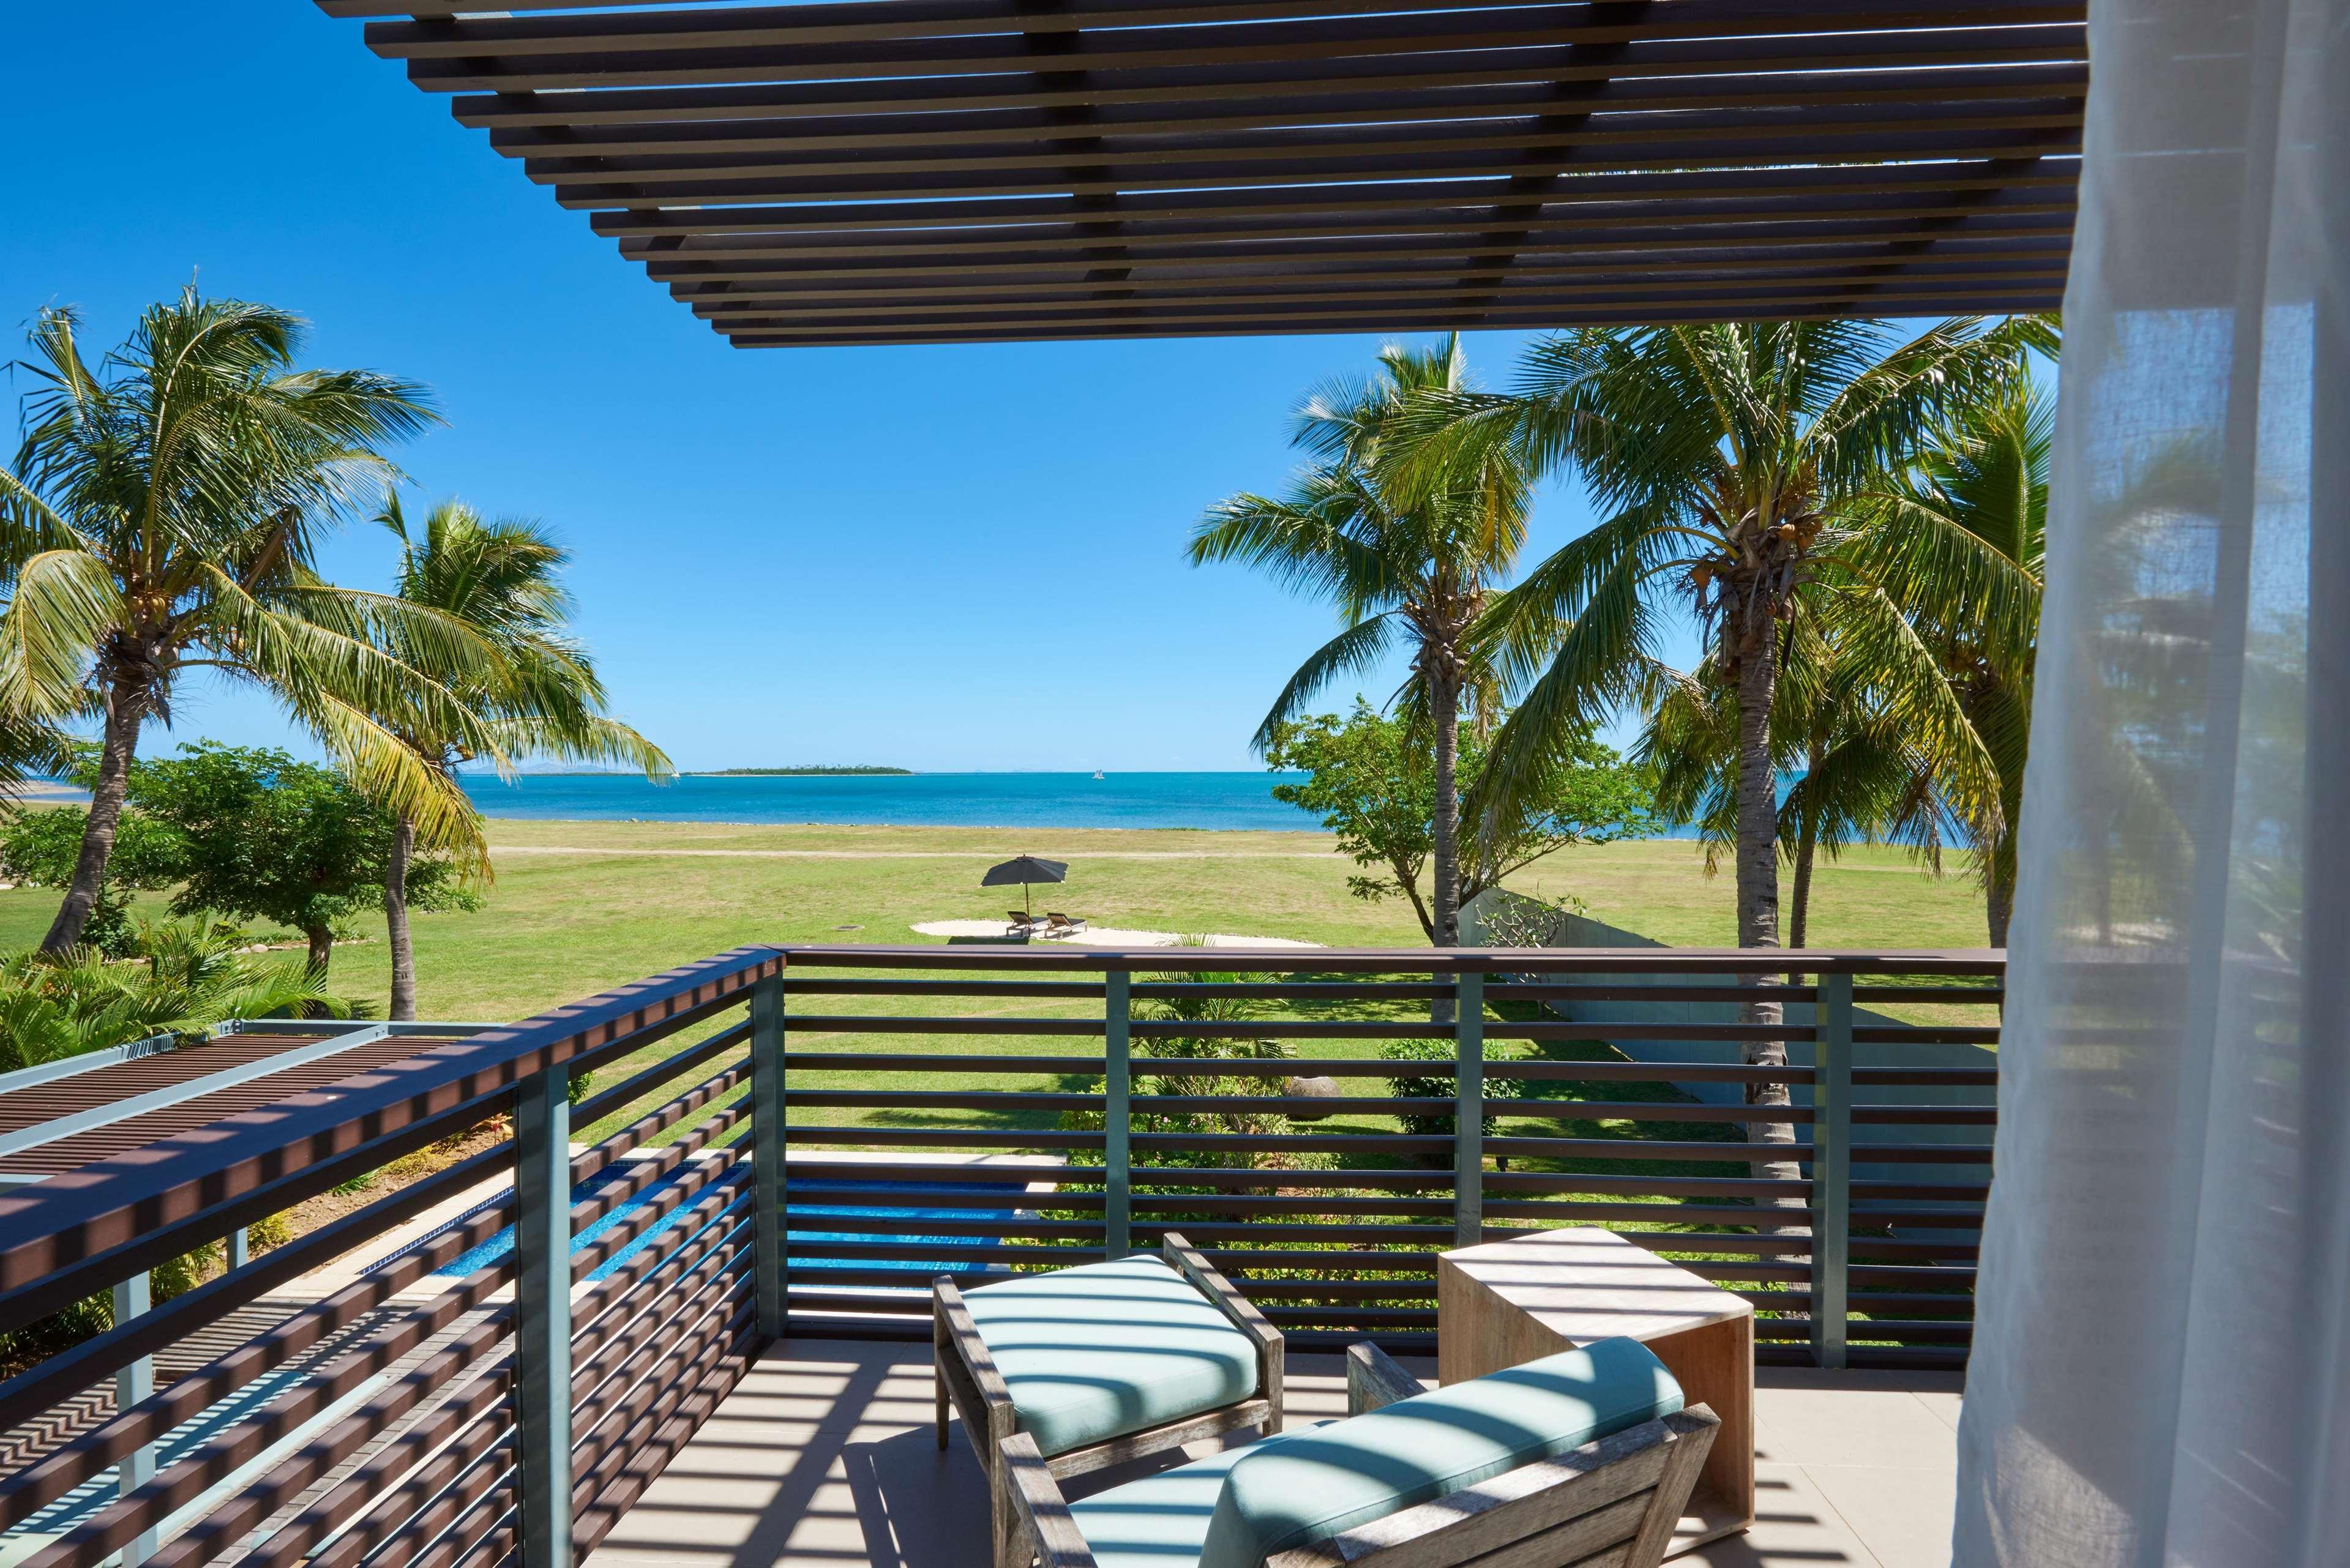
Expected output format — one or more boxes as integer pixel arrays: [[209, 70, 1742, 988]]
[[516, 96, 2084, 177], [644, 217, 2075, 277], [356, 0, 2076, 54], [316, 0, 2087, 346], [480, 64, 2087, 157], [676, 251, 2071, 304]]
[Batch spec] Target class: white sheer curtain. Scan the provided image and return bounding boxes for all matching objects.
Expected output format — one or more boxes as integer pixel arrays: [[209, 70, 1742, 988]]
[[1953, 1, 2348, 1564]]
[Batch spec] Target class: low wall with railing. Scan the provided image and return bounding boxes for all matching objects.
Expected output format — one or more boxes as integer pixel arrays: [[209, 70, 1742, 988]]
[[0, 942, 1999, 1568], [0, 950, 779, 1568]]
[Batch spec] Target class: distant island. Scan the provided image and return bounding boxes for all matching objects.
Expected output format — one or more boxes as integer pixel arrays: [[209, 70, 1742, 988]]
[[691, 766, 915, 776]]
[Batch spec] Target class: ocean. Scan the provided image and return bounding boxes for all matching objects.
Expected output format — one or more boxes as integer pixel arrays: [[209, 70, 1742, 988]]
[[457, 771, 1329, 832]]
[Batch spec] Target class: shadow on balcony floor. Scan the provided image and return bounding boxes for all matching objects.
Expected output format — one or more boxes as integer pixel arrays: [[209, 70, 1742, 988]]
[[585, 1339, 1963, 1568]]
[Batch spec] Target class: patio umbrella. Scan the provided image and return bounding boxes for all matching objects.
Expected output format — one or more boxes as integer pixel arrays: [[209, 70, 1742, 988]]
[[981, 855, 1067, 918]]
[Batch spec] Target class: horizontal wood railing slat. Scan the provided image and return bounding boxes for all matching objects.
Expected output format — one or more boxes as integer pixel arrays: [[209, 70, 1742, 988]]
[[0, 946, 787, 1314]]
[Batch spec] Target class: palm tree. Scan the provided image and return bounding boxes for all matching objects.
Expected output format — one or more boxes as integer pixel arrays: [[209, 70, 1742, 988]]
[[374, 495, 672, 1019], [0, 290, 503, 953], [1190, 334, 1530, 949], [1429, 318, 2031, 1178], [1848, 383, 2049, 946], [1642, 603, 1950, 949]]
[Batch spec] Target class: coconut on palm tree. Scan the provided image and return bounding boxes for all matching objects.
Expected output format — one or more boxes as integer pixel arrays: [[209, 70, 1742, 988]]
[[373, 495, 671, 1019], [1190, 334, 1529, 950], [0, 290, 503, 954], [1422, 318, 2032, 1180]]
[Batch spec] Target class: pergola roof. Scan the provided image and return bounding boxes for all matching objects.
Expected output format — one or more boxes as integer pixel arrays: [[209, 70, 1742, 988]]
[[318, 0, 2086, 347]]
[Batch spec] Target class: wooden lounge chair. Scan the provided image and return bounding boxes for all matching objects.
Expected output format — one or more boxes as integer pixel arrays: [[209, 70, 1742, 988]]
[[1044, 912, 1088, 936], [1008, 910, 1043, 933], [1000, 1338, 1717, 1568], [935, 1234, 1284, 1568]]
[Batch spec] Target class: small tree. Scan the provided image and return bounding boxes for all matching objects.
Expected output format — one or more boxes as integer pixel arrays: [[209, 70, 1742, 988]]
[[369, 496, 668, 1019], [1264, 701, 1658, 942], [0, 797, 182, 957], [129, 742, 471, 976]]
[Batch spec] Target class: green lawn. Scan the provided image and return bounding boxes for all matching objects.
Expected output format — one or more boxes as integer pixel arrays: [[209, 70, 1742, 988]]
[[0, 816, 1989, 1022], [2, 818, 1986, 1305]]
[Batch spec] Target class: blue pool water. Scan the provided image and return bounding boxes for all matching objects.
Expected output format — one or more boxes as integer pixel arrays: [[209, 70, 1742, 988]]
[[427, 1163, 746, 1284], [788, 1179, 1022, 1276], [405, 1169, 1017, 1283]]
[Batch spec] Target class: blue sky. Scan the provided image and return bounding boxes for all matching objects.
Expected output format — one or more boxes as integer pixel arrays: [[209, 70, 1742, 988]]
[[1, 2, 1704, 774]]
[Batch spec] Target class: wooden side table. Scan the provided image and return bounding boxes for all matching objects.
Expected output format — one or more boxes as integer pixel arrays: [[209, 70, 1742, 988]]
[[1438, 1227, 1754, 1557]]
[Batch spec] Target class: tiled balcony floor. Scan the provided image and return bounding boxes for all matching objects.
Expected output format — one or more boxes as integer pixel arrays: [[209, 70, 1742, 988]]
[[586, 1339, 1964, 1568]]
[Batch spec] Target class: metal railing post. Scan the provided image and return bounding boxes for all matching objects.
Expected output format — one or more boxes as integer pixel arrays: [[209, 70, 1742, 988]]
[[1812, 971, 1853, 1370], [751, 976, 786, 1338], [1104, 970, 1132, 1258], [111, 1271, 157, 1567], [515, 1066, 574, 1568], [1453, 968, 1483, 1249], [225, 1227, 247, 1271]]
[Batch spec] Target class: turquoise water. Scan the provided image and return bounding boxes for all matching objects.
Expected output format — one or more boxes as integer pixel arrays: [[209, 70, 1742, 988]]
[[457, 769, 1737, 837], [460, 770, 1325, 832], [410, 1170, 1005, 1283]]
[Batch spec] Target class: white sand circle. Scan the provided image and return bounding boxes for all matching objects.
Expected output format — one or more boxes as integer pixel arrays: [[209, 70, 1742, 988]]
[[910, 919, 1322, 949]]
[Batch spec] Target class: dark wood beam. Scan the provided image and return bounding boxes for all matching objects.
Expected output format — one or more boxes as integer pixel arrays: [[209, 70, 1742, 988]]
[[487, 71, 2086, 173], [521, 102, 2085, 192], [312, 0, 2086, 345], [435, 28, 2085, 106], [363, 0, 2077, 58]]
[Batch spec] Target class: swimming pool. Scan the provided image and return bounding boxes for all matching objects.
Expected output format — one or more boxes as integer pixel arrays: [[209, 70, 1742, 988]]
[[788, 1178, 1022, 1277], [382, 1165, 1020, 1284]]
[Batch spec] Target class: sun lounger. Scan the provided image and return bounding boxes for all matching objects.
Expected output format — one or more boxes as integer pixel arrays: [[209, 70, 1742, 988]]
[[1008, 910, 1044, 933], [1044, 913, 1087, 935], [1000, 1338, 1716, 1568], [935, 1235, 1285, 1568]]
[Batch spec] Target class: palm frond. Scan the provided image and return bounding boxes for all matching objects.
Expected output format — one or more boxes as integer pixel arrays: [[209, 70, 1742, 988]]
[[1253, 614, 1398, 750], [1465, 544, 1675, 845], [1189, 478, 1401, 618], [486, 713, 675, 783], [0, 550, 122, 715]]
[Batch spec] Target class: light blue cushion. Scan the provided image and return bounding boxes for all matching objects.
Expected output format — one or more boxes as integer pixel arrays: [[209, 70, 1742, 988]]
[[1066, 1436, 1261, 1568], [1194, 1338, 1683, 1568], [961, 1255, 1259, 1458]]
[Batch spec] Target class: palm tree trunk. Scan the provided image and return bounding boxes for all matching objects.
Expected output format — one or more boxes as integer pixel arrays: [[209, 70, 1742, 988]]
[[41, 690, 144, 954], [1429, 663, 1462, 1028], [1731, 616, 1802, 1217], [304, 926, 335, 980], [1431, 669, 1461, 949], [385, 815, 417, 1021], [1985, 833, 2016, 949], [1789, 820, 1816, 950], [1789, 745, 1822, 950]]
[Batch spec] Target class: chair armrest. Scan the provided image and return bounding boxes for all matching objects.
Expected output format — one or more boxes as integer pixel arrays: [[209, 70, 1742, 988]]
[[1344, 1343, 1427, 1415], [1162, 1231, 1285, 1426], [1000, 1432, 1098, 1568], [1267, 1406, 1718, 1568], [935, 1277, 1014, 1412], [1161, 1232, 1282, 1353]]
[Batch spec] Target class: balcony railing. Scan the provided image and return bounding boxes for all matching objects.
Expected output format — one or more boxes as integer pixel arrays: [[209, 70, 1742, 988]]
[[0, 943, 2000, 1568]]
